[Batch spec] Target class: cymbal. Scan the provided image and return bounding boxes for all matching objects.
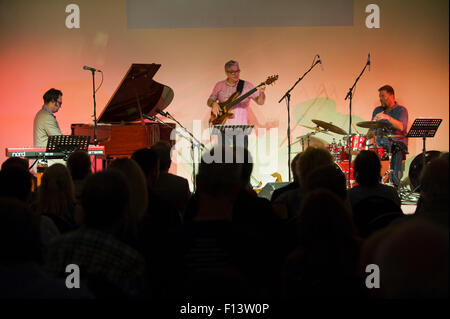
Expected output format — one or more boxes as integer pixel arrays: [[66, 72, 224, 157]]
[[357, 121, 390, 129], [299, 124, 322, 131], [311, 119, 347, 135]]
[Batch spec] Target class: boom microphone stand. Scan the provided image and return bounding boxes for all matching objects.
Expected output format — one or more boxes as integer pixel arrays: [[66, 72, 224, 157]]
[[278, 55, 321, 182], [344, 54, 370, 188], [143, 113, 205, 192], [164, 111, 206, 192]]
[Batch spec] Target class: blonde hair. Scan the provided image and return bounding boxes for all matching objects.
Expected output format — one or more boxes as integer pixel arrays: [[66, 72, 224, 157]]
[[108, 158, 148, 220], [38, 164, 75, 218]]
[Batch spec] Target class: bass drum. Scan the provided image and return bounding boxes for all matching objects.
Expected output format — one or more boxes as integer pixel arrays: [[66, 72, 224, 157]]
[[335, 161, 356, 188], [408, 151, 441, 191]]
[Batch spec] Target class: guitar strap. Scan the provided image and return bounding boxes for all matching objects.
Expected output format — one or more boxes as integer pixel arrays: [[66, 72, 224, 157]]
[[236, 80, 245, 95]]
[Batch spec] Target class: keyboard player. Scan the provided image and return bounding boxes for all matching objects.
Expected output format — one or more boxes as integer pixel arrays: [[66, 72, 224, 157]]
[[33, 88, 65, 168]]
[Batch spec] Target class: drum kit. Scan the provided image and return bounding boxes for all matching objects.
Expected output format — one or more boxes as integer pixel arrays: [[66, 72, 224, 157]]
[[296, 119, 400, 187]]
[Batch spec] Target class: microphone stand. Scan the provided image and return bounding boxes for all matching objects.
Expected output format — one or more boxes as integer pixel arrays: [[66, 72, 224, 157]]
[[88, 69, 99, 172], [344, 57, 370, 188], [143, 114, 205, 192], [278, 58, 321, 182], [165, 112, 206, 192]]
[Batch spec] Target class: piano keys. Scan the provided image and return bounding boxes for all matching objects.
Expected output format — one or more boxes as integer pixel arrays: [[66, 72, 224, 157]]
[[5, 145, 105, 159]]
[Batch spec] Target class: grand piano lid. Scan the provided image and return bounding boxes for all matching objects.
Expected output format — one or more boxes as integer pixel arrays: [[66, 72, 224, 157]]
[[98, 63, 174, 123]]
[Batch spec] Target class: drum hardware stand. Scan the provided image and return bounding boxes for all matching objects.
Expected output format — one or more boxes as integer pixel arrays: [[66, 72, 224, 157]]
[[381, 135, 395, 186], [298, 129, 328, 152], [344, 53, 370, 188]]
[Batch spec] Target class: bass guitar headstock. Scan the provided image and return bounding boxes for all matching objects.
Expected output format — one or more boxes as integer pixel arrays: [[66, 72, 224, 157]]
[[264, 75, 279, 86]]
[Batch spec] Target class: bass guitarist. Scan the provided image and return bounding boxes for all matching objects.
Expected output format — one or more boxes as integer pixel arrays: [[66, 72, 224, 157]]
[[207, 60, 266, 126]]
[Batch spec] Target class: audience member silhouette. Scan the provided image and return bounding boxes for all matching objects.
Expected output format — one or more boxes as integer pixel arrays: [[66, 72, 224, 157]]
[[349, 151, 404, 238], [37, 163, 77, 234], [131, 147, 182, 229], [131, 148, 182, 297], [0, 160, 60, 246], [349, 150, 401, 208], [108, 158, 148, 247], [273, 147, 334, 220], [368, 219, 448, 298], [150, 141, 191, 215], [305, 164, 348, 201], [270, 152, 302, 202], [67, 150, 92, 201], [414, 152, 449, 228], [0, 198, 91, 298], [283, 190, 364, 298], [159, 146, 279, 298], [0, 164, 33, 203], [44, 170, 148, 298]]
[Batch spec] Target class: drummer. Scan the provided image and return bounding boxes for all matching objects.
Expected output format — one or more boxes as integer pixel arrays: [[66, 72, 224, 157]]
[[368, 85, 408, 188]]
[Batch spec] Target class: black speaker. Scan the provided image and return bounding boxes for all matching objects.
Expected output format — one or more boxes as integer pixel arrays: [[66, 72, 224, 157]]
[[257, 182, 290, 200]]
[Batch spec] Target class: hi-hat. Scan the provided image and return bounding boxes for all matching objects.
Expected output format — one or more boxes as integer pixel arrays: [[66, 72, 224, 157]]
[[291, 135, 328, 148], [357, 121, 390, 129], [311, 119, 347, 135], [382, 134, 404, 139]]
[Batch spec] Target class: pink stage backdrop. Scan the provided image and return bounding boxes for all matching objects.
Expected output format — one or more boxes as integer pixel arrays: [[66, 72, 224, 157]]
[[0, 0, 448, 185]]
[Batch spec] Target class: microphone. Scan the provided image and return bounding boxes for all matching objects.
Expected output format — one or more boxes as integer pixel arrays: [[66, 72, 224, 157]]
[[367, 53, 371, 72], [143, 114, 156, 121], [317, 55, 324, 71], [155, 108, 168, 117], [83, 65, 101, 72]]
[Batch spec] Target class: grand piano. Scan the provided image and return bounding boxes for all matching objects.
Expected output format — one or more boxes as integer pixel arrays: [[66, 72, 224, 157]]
[[71, 63, 175, 160]]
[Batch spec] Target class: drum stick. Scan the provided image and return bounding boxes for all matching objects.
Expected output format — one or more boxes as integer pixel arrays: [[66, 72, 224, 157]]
[[352, 123, 360, 134]]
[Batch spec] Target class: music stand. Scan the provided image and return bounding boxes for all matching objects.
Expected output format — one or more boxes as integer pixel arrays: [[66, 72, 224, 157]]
[[46, 135, 90, 160], [406, 118, 442, 190], [212, 124, 254, 149]]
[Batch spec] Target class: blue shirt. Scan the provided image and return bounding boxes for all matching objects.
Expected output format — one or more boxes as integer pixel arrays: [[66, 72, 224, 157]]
[[371, 102, 408, 151]]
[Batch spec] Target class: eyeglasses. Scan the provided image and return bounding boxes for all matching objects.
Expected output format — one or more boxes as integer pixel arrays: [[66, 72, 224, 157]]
[[226, 69, 240, 75]]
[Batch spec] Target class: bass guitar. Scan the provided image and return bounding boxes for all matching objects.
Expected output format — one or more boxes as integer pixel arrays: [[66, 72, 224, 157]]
[[209, 75, 278, 125]]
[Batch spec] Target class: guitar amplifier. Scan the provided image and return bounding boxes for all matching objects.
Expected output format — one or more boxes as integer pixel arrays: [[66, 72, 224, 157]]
[[257, 182, 290, 200]]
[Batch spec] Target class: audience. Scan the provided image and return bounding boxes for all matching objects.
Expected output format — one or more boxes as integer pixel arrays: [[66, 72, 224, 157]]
[[0, 145, 448, 299]]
